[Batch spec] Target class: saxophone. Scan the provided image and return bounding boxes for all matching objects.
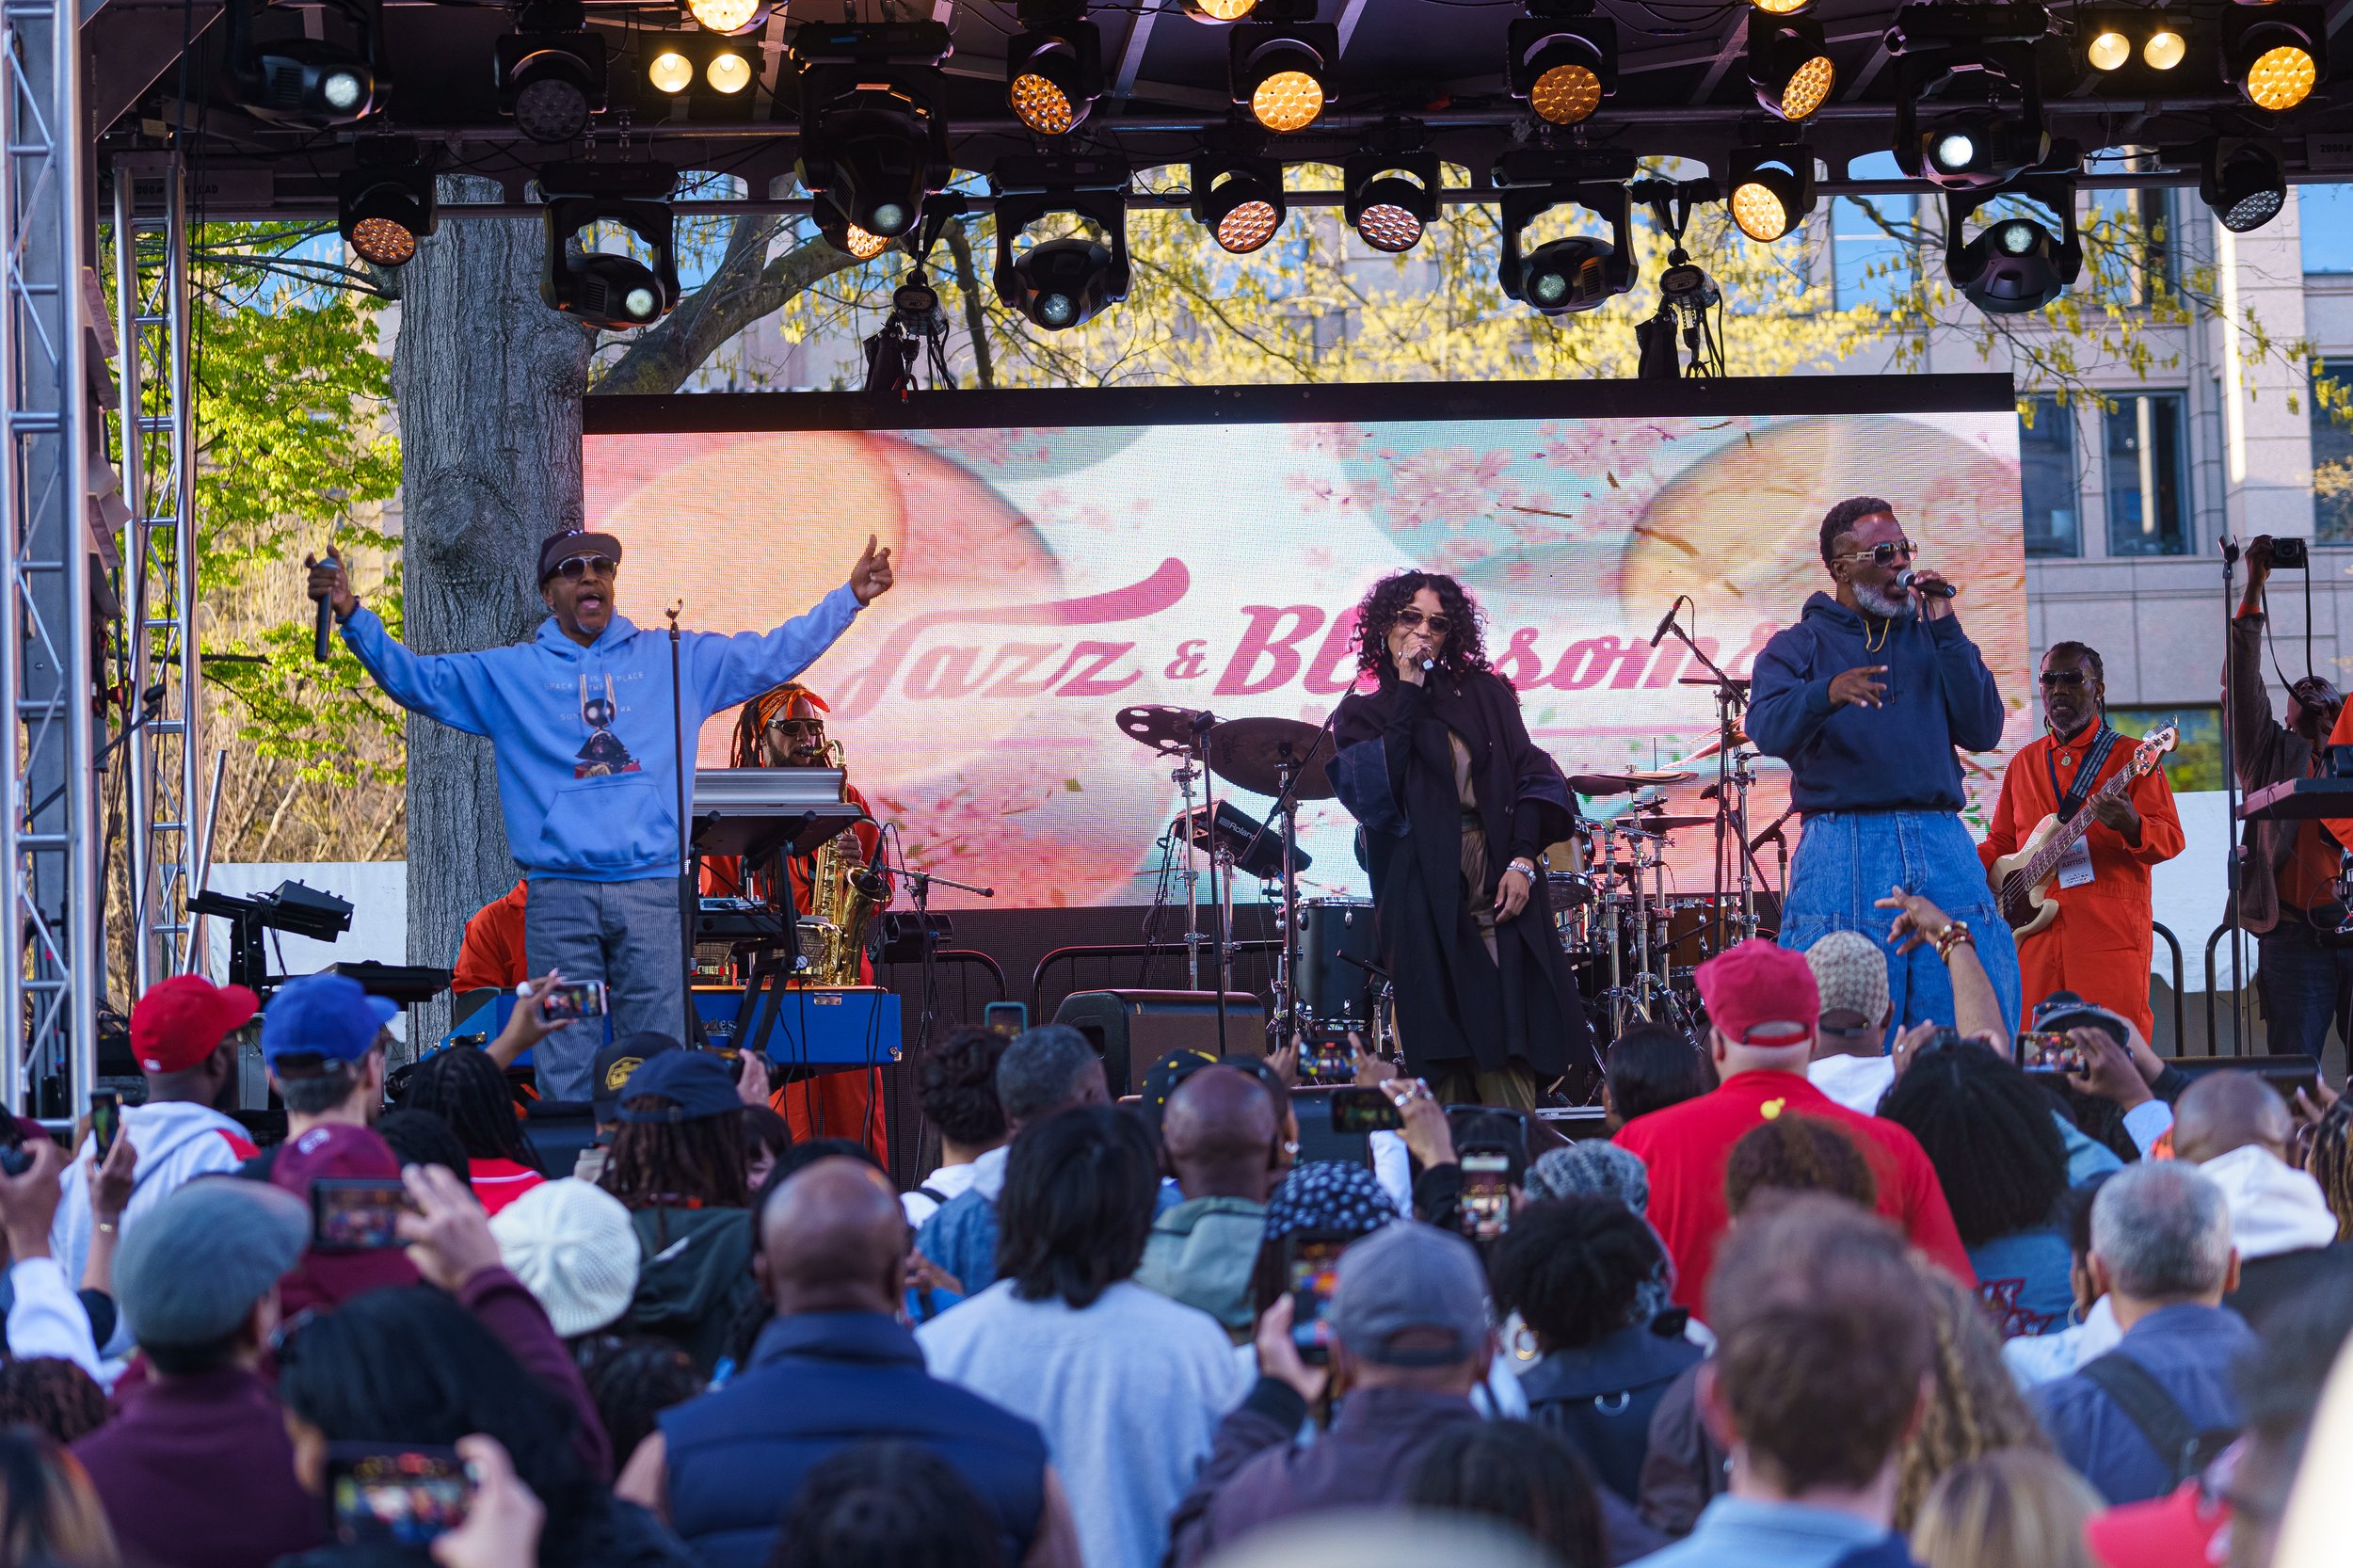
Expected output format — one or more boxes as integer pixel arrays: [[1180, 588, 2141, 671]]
[[799, 739, 886, 984]]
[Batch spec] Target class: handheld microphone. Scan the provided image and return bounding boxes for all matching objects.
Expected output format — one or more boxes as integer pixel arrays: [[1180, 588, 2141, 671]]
[[313, 594, 334, 662], [1650, 603, 1680, 648], [1897, 568, 1957, 600], [1420, 658, 1435, 672]]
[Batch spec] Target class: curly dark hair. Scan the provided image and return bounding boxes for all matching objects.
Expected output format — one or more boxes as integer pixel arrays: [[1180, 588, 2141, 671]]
[[1351, 570, 1489, 681], [917, 1026, 1011, 1149], [0, 1357, 106, 1444], [1489, 1195, 1667, 1351], [1724, 1115, 1878, 1217], [1878, 1041, 2069, 1248]]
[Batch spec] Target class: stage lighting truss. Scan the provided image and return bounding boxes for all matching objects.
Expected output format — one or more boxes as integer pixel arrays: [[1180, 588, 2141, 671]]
[[685, 0, 771, 37], [1192, 156, 1288, 254], [1747, 14, 1835, 121], [540, 165, 683, 330], [338, 139, 436, 268], [2201, 137, 2287, 232], [1507, 4, 1617, 128], [1945, 178, 2081, 314], [2077, 8, 2187, 78], [1888, 4, 2054, 191], [1344, 150, 1441, 253], [2225, 3, 2325, 113], [227, 0, 387, 128], [992, 161, 1132, 330], [642, 35, 759, 105], [793, 23, 954, 242], [1230, 21, 1338, 133], [1008, 5, 1104, 136], [1726, 144, 1816, 242], [1497, 176, 1636, 317]]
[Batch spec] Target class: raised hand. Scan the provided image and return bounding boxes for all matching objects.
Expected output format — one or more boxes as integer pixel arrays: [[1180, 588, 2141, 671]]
[[1830, 665, 1889, 709], [850, 534, 896, 605], [304, 547, 356, 619]]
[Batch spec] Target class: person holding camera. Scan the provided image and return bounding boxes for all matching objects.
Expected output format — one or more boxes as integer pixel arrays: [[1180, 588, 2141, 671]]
[[2229, 535, 2353, 1062], [307, 530, 895, 1104]]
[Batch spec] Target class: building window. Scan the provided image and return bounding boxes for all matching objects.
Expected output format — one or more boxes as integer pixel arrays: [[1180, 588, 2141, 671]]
[[2314, 360, 2353, 542], [2303, 185, 2353, 274], [2105, 392, 2189, 555], [2020, 395, 2079, 557]]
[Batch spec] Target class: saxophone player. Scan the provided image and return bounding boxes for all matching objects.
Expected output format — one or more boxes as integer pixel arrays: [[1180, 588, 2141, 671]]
[[706, 680, 895, 1154]]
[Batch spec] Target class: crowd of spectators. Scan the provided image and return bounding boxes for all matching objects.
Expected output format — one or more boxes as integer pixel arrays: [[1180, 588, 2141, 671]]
[[1, 893, 2351, 1568]]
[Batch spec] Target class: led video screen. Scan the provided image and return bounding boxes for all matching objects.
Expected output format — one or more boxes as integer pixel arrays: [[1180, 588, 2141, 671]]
[[584, 380, 2029, 912]]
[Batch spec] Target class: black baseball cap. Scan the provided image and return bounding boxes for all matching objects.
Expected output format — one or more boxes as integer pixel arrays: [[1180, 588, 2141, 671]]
[[537, 530, 624, 584], [593, 1031, 680, 1124]]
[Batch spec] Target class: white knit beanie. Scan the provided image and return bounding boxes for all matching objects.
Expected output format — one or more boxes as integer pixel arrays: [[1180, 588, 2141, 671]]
[[488, 1177, 642, 1338]]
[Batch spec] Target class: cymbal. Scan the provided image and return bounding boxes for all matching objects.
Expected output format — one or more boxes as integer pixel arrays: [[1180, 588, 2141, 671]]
[[1567, 769, 1698, 795], [1115, 705, 1209, 755], [1209, 716, 1337, 800]]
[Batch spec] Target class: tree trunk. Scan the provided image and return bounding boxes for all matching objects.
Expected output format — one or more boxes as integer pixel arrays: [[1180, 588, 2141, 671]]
[[392, 174, 593, 1050]]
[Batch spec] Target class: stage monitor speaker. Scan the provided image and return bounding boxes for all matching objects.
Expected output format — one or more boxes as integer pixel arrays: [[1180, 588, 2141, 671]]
[[1050, 989, 1266, 1096]]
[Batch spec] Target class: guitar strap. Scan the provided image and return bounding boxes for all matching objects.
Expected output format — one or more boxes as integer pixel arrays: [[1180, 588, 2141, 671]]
[[2046, 725, 2121, 824]]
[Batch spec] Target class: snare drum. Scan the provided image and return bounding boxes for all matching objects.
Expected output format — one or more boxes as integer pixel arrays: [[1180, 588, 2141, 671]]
[[1551, 879, 1609, 959], [1296, 897, 1378, 1025]]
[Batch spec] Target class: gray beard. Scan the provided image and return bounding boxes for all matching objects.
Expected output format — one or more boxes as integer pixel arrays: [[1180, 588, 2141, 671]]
[[1854, 583, 1916, 619]]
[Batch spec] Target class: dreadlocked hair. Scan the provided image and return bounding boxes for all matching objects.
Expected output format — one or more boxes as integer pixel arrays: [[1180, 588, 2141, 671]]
[[397, 1046, 542, 1173], [598, 1098, 751, 1216], [2311, 1097, 2353, 1243], [729, 683, 820, 767], [1877, 1042, 2068, 1248], [576, 1336, 702, 1469], [1894, 1266, 2049, 1530], [1351, 570, 1490, 681]]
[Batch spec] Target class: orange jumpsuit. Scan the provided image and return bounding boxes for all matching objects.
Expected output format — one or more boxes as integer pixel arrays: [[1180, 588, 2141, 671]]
[[452, 880, 531, 994], [699, 781, 891, 1161], [1977, 729, 2185, 1038]]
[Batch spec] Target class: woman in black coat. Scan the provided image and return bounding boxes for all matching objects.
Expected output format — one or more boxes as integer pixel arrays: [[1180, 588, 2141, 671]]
[[1326, 570, 1595, 1105]]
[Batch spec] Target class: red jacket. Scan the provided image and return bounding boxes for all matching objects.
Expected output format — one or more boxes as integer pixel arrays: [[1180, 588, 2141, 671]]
[[1615, 1070, 1976, 1315]]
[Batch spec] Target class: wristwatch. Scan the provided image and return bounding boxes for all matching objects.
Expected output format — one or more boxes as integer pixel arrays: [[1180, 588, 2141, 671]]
[[1505, 857, 1537, 881]]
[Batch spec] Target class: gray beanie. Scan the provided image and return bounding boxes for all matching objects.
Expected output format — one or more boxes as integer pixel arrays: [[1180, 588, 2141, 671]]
[[114, 1176, 308, 1348]]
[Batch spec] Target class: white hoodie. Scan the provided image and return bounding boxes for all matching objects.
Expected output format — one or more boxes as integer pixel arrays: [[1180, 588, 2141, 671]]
[[49, 1099, 256, 1353], [2200, 1144, 2342, 1260]]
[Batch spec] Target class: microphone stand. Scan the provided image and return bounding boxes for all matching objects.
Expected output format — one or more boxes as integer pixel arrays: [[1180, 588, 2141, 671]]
[[2217, 536, 2248, 1054], [876, 846, 994, 1062], [1193, 710, 1229, 1056], [666, 601, 703, 1048], [1231, 707, 1340, 1043], [1662, 608, 1753, 948]]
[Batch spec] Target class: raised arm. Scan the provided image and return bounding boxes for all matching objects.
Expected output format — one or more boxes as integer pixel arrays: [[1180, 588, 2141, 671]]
[[690, 535, 894, 712], [311, 549, 500, 736]]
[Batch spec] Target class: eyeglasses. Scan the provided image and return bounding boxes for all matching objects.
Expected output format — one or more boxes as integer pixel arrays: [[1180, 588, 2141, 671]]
[[1394, 609, 1454, 635], [766, 718, 824, 738], [553, 554, 618, 581], [2039, 669, 2093, 688], [1833, 539, 1918, 567]]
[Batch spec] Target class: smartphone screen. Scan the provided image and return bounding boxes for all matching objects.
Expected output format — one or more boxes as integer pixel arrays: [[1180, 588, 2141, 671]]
[[539, 979, 608, 1022], [1285, 1234, 1348, 1365], [326, 1444, 472, 1545], [1461, 1149, 1512, 1241], [89, 1091, 120, 1160], [1328, 1086, 1403, 1135], [983, 1001, 1028, 1035], [2015, 1032, 2080, 1075], [311, 1177, 418, 1250], [1300, 1036, 1353, 1085]]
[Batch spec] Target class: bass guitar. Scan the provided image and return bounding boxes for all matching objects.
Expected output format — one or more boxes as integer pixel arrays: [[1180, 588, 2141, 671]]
[[1986, 724, 2178, 939]]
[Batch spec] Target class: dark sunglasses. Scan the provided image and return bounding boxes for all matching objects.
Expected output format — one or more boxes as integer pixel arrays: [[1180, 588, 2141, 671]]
[[2039, 669, 2093, 688], [553, 554, 618, 581], [1394, 608, 1454, 634], [766, 718, 825, 737], [1833, 539, 1918, 567]]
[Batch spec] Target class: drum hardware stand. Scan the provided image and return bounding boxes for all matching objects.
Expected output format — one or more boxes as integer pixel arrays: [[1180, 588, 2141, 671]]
[[1230, 713, 1337, 1043], [1662, 603, 1753, 956], [1750, 805, 1796, 932], [1169, 750, 1206, 989], [1194, 711, 1231, 1054]]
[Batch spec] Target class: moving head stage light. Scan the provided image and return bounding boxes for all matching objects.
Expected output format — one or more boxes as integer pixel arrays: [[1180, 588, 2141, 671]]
[[994, 157, 1131, 330], [794, 22, 954, 242], [228, 0, 386, 128], [539, 162, 682, 329], [1496, 151, 1637, 317], [1944, 177, 2082, 313], [1888, 3, 2054, 192]]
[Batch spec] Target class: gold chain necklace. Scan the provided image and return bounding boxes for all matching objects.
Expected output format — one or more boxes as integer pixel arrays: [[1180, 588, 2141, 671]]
[[1863, 614, 1891, 654]]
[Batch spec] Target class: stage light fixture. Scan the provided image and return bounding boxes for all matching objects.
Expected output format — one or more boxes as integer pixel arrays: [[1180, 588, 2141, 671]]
[[1726, 145, 1815, 242], [338, 143, 436, 268], [648, 48, 695, 93], [993, 165, 1131, 330], [1007, 9, 1104, 136], [1746, 15, 1834, 120], [1888, 5, 2054, 191], [2225, 5, 2324, 112], [1497, 176, 1635, 317], [1508, 7, 1617, 127], [2085, 26, 2130, 71], [706, 48, 752, 92], [1345, 151, 1440, 253], [2143, 23, 2184, 70], [812, 193, 893, 261], [1230, 23, 1337, 133], [2080, 10, 2189, 80], [1193, 158, 1287, 254], [495, 9, 609, 144], [1752, 0, 1811, 13], [1183, 0, 1257, 19], [794, 23, 953, 240], [1945, 180, 2080, 314], [539, 165, 682, 329], [227, 0, 385, 128], [686, 0, 768, 35], [2201, 138, 2287, 232]]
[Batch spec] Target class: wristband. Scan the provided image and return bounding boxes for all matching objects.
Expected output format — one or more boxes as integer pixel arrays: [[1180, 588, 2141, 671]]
[[1931, 920, 1974, 963], [1506, 858, 1536, 880]]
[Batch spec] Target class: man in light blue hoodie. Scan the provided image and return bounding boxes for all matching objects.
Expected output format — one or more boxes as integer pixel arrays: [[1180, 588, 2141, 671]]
[[308, 528, 894, 1101]]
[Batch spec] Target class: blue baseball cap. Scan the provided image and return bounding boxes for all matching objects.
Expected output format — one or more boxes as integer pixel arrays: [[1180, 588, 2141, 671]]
[[616, 1048, 742, 1124], [261, 972, 399, 1066]]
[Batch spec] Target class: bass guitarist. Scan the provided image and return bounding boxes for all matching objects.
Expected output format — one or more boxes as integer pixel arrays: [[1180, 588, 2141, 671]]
[[1978, 641, 2184, 1037]]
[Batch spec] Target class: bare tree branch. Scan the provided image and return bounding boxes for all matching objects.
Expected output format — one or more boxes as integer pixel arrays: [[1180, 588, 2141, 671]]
[[592, 217, 867, 395], [944, 218, 996, 390]]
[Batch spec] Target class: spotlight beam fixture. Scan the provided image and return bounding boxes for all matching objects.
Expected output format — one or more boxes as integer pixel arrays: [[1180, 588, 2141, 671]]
[[1494, 150, 1637, 316], [495, 2, 610, 145], [992, 155, 1132, 330], [538, 161, 682, 330], [1192, 154, 1288, 254], [1230, 17, 1338, 134], [1747, 14, 1835, 121], [2201, 138, 2287, 232], [2225, 3, 2325, 113], [1508, 0, 1617, 128], [1344, 146, 1441, 253], [1008, 0, 1104, 136], [227, 0, 387, 128], [1726, 142, 1816, 242], [793, 22, 954, 242], [1945, 176, 2081, 315], [338, 136, 437, 268]]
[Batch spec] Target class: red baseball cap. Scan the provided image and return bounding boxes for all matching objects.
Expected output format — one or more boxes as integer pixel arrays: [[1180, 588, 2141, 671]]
[[1694, 939, 1819, 1048], [130, 975, 260, 1075]]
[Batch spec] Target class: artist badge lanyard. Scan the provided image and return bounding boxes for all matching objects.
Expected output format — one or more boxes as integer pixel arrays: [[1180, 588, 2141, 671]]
[[2047, 725, 2121, 825]]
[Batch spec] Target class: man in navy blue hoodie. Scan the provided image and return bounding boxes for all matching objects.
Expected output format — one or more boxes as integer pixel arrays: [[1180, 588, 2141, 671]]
[[1747, 496, 2020, 1032], [309, 528, 894, 1101]]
